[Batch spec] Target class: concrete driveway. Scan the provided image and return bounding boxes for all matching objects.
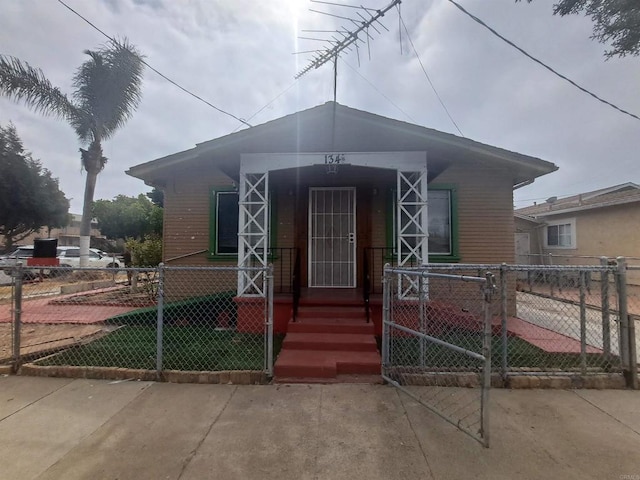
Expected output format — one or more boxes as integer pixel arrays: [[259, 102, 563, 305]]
[[0, 376, 639, 480]]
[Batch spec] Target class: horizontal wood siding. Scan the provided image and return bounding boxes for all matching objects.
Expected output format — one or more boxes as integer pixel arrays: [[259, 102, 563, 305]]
[[435, 163, 515, 264], [163, 165, 233, 266]]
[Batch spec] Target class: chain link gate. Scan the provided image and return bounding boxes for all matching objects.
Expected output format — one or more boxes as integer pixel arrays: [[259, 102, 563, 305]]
[[382, 266, 496, 447]]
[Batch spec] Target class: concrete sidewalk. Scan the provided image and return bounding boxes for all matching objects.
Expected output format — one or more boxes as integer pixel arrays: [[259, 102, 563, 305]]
[[0, 377, 639, 480]]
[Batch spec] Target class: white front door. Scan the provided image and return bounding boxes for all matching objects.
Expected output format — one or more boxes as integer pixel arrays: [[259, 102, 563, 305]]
[[308, 187, 356, 288]]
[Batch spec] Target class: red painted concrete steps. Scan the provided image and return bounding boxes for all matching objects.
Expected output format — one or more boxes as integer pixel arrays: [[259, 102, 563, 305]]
[[274, 298, 381, 383]]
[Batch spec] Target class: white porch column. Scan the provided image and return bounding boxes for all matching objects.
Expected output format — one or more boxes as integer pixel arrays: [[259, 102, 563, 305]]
[[396, 166, 429, 297], [237, 171, 269, 296]]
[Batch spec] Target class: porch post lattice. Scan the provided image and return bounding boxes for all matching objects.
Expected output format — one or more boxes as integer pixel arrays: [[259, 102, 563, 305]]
[[396, 168, 428, 298], [238, 171, 269, 296]]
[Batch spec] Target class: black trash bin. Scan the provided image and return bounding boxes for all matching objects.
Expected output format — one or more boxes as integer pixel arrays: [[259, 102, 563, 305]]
[[33, 238, 58, 258]]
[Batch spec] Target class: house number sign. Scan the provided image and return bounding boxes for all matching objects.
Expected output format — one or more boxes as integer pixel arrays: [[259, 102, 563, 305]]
[[324, 153, 347, 165]]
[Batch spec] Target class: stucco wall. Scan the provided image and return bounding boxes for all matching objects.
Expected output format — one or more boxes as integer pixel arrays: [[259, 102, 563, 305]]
[[535, 203, 640, 284]]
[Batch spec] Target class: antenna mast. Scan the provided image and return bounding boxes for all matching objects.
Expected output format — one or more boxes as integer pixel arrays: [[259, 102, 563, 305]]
[[295, 0, 402, 80]]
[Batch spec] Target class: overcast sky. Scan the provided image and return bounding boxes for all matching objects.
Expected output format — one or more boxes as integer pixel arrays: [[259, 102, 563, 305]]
[[1, 0, 638, 213]]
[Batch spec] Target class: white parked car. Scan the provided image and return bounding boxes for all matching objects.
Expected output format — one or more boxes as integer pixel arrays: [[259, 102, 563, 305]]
[[0, 246, 35, 274], [56, 247, 121, 268]]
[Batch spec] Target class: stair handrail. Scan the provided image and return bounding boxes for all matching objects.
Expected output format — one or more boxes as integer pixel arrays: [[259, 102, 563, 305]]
[[292, 248, 301, 322], [363, 248, 371, 323]]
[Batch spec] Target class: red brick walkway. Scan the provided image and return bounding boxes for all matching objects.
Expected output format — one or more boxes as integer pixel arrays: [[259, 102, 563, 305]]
[[0, 296, 137, 324], [504, 317, 602, 354]]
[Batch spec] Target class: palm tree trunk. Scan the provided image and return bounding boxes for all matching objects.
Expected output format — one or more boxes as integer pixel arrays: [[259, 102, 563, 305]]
[[79, 165, 99, 268]]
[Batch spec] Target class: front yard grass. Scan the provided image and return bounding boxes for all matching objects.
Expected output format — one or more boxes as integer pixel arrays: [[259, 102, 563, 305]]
[[388, 332, 620, 371], [37, 326, 283, 371]]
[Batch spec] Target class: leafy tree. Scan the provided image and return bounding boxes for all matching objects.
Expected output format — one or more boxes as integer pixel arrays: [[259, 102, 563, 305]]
[[0, 39, 144, 266], [126, 235, 163, 267], [520, 0, 640, 58], [0, 123, 69, 251], [93, 194, 162, 240], [146, 187, 164, 208]]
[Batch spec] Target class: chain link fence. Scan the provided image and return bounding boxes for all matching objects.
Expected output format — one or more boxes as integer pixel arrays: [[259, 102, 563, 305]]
[[382, 267, 494, 447], [1, 264, 273, 378], [423, 261, 638, 388], [2, 259, 638, 391]]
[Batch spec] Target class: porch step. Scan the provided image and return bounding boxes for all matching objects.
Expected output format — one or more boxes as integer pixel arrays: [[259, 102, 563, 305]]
[[282, 332, 377, 352], [274, 350, 381, 379], [288, 320, 374, 335], [296, 306, 365, 319]]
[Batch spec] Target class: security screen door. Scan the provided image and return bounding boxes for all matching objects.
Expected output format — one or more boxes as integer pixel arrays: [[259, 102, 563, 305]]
[[308, 187, 356, 287]]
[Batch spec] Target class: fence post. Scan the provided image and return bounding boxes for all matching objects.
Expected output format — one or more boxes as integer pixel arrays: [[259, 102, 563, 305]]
[[599, 257, 611, 362], [579, 270, 587, 375], [266, 265, 274, 376], [418, 273, 426, 367], [616, 257, 637, 389], [156, 263, 165, 376], [381, 264, 391, 373], [481, 272, 495, 448], [12, 262, 24, 373], [499, 264, 508, 383]]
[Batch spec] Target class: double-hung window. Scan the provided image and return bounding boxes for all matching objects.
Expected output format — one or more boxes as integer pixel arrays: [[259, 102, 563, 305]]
[[545, 219, 575, 249]]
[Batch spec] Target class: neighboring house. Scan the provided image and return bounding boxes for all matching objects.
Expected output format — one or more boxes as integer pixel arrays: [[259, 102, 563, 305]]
[[127, 101, 557, 329], [19, 214, 104, 247], [515, 182, 640, 282]]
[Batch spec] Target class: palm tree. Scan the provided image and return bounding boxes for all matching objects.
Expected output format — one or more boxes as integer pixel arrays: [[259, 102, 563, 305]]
[[0, 39, 144, 266]]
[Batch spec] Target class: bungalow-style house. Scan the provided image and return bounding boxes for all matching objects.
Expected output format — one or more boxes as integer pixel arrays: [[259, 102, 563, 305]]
[[515, 182, 640, 284], [127, 102, 557, 380]]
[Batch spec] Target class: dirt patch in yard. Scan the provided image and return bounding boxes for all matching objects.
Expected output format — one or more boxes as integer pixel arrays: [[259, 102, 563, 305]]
[[0, 272, 128, 305], [0, 323, 115, 363], [49, 288, 155, 307]]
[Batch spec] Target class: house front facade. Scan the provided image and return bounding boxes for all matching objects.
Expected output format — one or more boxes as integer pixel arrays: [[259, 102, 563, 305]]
[[128, 102, 557, 330]]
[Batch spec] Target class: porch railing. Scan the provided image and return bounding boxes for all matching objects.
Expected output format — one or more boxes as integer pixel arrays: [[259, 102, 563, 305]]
[[364, 247, 420, 294], [269, 247, 299, 294], [292, 249, 301, 321], [363, 249, 371, 322]]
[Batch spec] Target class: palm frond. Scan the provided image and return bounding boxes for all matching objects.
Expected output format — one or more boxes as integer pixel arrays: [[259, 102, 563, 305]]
[[72, 38, 145, 142], [0, 55, 80, 122]]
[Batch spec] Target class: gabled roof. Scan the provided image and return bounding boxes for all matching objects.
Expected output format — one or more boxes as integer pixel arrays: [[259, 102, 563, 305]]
[[516, 183, 640, 218], [127, 101, 557, 186]]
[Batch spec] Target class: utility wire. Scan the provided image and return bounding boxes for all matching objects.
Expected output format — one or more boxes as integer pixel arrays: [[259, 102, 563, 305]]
[[341, 59, 418, 124], [57, 0, 251, 127], [231, 80, 300, 133], [398, 13, 464, 136], [447, 0, 640, 123]]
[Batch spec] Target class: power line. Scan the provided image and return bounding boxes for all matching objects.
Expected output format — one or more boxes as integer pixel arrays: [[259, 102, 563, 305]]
[[230, 80, 300, 133], [398, 12, 464, 136], [57, 0, 251, 127], [341, 59, 418, 124], [446, 0, 640, 123]]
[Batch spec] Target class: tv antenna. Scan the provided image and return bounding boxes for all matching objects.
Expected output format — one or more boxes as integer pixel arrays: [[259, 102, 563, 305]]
[[294, 0, 402, 92]]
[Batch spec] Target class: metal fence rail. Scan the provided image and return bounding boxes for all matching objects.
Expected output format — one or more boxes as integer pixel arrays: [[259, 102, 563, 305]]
[[382, 267, 495, 447], [2, 263, 273, 377], [422, 262, 638, 388]]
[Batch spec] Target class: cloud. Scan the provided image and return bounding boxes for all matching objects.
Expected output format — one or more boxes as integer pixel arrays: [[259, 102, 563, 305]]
[[1, 0, 638, 214]]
